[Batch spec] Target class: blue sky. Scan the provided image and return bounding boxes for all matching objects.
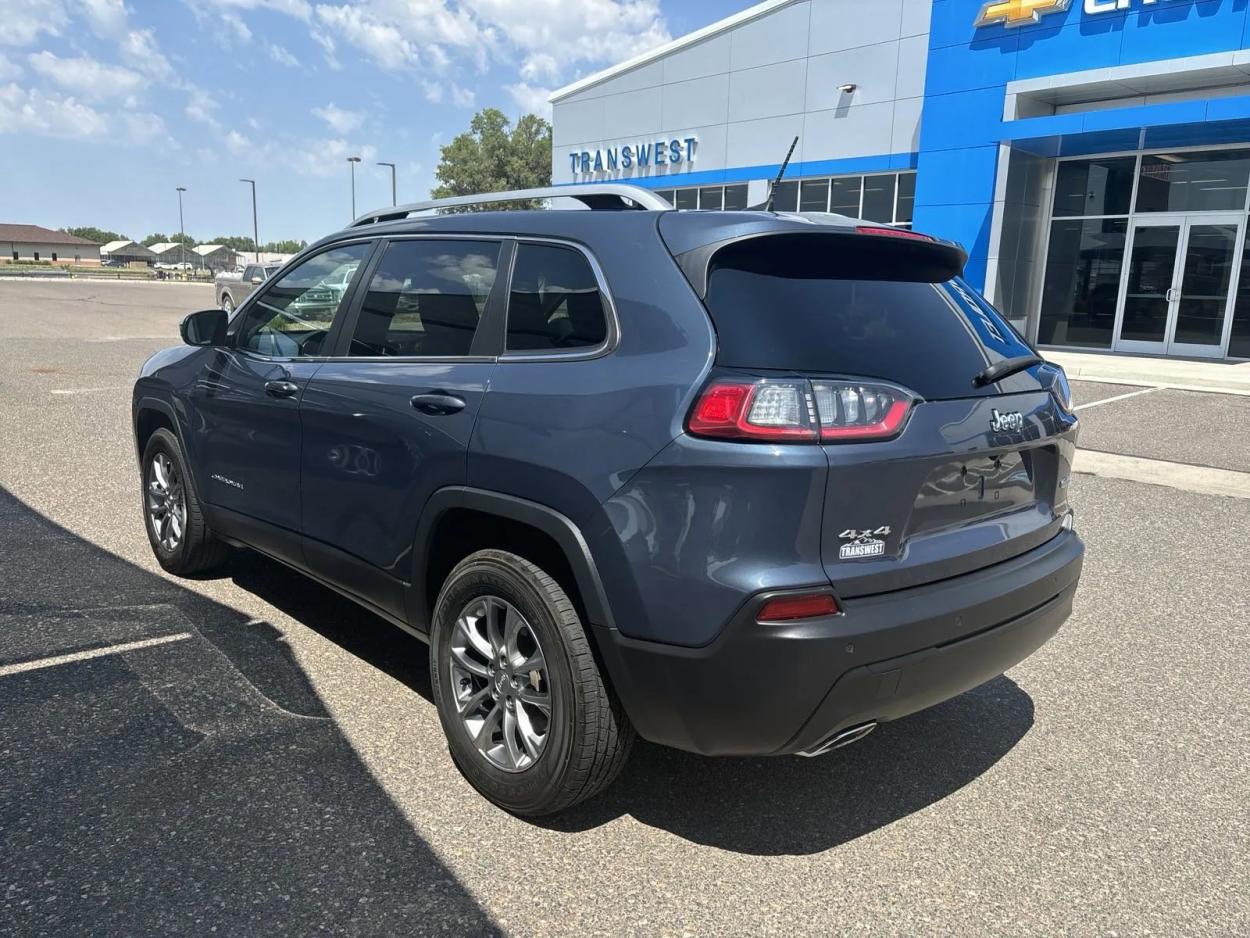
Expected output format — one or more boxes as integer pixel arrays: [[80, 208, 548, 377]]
[[1, 0, 749, 243]]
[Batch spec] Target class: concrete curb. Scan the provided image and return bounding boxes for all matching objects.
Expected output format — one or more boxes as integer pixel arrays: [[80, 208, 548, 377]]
[[1074, 450, 1250, 500]]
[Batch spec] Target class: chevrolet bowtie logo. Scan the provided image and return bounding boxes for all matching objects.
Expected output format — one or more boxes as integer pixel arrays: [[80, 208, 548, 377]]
[[975, 0, 1072, 28]]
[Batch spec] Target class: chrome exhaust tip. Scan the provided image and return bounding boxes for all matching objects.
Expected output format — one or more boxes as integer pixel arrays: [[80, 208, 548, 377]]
[[797, 721, 878, 758]]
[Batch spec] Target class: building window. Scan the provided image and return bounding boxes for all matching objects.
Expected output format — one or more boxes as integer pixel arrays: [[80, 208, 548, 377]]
[[1052, 157, 1135, 218], [52, 252, 58, 262], [657, 183, 749, 211], [11, 252, 17, 262], [1136, 150, 1250, 214], [33, 252, 39, 261], [1037, 219, 1127, 349]]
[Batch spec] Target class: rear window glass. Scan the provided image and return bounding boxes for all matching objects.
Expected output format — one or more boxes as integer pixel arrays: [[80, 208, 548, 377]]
[[703, 235, 1033, 400]]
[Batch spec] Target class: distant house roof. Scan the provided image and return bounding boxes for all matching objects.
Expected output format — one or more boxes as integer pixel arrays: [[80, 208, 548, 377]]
[[0, 224, 101, 246], [101, 239, 155, 257], [147, 242, 188, 255], [193, 244, 235, 256]]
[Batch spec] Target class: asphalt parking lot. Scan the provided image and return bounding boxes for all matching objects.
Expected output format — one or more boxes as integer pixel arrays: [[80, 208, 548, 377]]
[[1, 279, 1248, 935]]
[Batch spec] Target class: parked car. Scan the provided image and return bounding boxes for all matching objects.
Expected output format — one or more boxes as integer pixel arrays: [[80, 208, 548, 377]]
[[132, 184, 1083, 816], [215, 263, 282, 313]]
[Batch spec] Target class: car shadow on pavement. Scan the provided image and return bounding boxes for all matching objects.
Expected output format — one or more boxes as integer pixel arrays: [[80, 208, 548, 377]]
[[215, 542, 1036, 858], [0, 487, 498, 936], [543, 675, 1034, 855]]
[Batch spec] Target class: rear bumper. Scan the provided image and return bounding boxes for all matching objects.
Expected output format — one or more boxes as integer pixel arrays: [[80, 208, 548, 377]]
[[593, 529, 1083, 756]]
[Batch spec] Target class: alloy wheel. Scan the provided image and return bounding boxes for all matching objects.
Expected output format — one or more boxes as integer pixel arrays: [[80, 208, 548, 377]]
[[448, 595, 552, 772], [146, 451, 186, 552]]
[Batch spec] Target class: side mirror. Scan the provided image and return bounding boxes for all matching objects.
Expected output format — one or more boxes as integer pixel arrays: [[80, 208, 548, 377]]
[[180, 308, 228, 347], [250, 275, 263, 284]]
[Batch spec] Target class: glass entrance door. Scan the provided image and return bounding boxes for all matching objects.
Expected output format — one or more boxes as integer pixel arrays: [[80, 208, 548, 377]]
[[1115, 215, 1244, 357]]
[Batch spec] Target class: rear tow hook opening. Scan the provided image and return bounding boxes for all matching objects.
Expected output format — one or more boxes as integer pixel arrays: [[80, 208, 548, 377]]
[[796, 721, 878, 758]]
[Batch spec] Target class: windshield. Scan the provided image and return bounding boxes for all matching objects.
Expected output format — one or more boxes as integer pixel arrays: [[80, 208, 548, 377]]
[[703, 235, 1037, 400]]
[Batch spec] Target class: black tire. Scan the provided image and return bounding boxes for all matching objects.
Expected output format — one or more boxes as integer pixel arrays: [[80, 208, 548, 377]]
[[140, 428, 230, 575], [220, 292, 234, 313], [430, 549, 634, 816]]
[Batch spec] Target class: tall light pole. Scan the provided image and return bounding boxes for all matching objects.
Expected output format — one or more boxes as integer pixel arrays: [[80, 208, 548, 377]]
[[347, 156, 361, 219], [239, 178, 259, 263], [175, 186, 189, 273], [377, 161, 397, 206]]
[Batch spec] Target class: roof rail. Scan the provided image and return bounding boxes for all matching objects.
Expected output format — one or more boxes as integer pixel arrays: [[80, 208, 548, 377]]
[[350, 183, 672, 227]]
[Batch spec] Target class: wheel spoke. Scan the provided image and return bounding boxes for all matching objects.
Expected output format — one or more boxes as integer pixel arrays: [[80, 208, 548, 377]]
[[473, 702, 503, 750], [516, 649, 546, 676], [454, 613, 493, 661], [168, 510, 183, 540], [153, 455, 169, 490], [449, 644, 490, 678], [515, 703, 545, 760], [515, 684, 551, 714], [485, 599, 506, 658], [502, 706, 524, 768], [503, 605, 525, 661], [456, 684, 491, 715]]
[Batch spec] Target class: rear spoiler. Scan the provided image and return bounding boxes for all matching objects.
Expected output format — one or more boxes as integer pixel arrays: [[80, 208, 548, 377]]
[[671, 227, 969, 299]]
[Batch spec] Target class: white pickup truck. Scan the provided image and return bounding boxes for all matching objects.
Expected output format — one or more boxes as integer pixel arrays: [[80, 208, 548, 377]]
[[215, 263, 282, 313]]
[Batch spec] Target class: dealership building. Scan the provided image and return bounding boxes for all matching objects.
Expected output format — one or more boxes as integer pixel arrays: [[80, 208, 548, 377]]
[[551, 0, 1250, 360]]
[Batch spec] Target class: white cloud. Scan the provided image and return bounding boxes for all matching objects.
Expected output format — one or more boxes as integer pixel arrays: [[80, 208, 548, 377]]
[[310, 30, 341, 69], [26, 51, 145, 101], [222, 12, 253, 42], [312, 102, 363, 134], [198, 0, 312, 18], [81, 0, 130, 38], [225, 129, 252, 155], [291, 137, 377, 177], [519, 52, 559, 84], [506, 81, 553, 119], [120, 29, 174, 80], [122, 111, 165, 143], [314, 5, 417, 71], [185, 97, 220, 129], [0, 0, 69, 47], [422, 80, 444, 103], [451, 84, 474, 108], [0, 82, 108, 138], [267, 42, 299, 66], [0, 53, 21, 80]]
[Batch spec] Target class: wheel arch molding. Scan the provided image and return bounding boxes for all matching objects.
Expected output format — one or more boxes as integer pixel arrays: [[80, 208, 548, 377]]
[[409, 487, 615, 636]]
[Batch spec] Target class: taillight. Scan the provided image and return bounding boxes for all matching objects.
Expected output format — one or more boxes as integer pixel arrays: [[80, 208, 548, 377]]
[[688, 377, 914, 443], [757, 593, 840, 622]]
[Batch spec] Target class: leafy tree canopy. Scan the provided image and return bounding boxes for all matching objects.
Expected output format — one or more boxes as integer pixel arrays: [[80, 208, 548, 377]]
[[61, 226, 127, 244], [141, 232, 195, 246], [432, 108, 552, 210]]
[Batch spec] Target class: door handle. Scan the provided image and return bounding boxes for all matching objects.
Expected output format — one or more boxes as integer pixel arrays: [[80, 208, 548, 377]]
[[264, 379, 299, 398], [410, 392, 466, 415]]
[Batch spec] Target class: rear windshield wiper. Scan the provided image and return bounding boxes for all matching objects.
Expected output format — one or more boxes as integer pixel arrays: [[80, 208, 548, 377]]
[[972, 354, 1043, 388]]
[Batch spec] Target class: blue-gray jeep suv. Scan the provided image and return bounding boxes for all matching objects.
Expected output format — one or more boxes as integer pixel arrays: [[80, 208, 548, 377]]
[[133, 185, 1083, 816]]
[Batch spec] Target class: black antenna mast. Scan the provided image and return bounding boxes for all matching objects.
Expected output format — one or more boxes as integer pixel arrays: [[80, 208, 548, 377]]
[[763, 136, 799, 212]]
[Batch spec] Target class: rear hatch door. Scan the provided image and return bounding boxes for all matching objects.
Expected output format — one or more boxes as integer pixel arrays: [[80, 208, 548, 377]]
[[691, 226, 1078, 598]]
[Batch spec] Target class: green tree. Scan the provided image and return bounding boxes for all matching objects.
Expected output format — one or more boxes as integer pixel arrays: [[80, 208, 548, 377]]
[[209, 235, 257, 252], [61, 226, 127, 244], [141, 232, 195, 246], [432, 108, 551, 209], [261, 239, 307, 254]]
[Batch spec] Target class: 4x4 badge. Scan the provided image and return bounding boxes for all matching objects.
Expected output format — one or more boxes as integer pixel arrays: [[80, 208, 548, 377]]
[[839, 527, 890, 560]]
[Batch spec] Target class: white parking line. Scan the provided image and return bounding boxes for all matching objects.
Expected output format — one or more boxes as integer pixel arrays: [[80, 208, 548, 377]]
[[1073, 450, 1250, 500], [50, 386, 127, 395], [1073, 386, 1165, 411], [0, 632, 192, 678]]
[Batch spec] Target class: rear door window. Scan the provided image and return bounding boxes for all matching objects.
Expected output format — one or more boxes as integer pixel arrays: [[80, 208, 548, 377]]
[[348, 239, 501, 357], [505, 243, 609, 352], [703, 234, 1034, 399]]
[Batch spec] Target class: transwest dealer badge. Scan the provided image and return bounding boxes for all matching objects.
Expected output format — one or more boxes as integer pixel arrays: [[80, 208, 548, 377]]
[[839, 527, 891, 560]]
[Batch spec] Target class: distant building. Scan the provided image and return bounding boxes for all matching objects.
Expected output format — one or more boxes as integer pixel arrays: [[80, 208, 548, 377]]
[[147, 242, 196, 267], [100, 240, 156, 267], [0, 224, 101, 265], [192, 244, 240, 272]]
